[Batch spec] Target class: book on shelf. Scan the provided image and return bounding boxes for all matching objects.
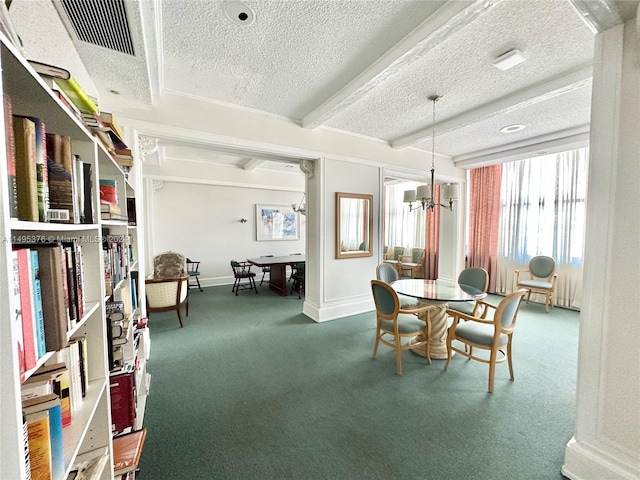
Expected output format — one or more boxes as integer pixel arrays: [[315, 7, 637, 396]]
[[81, 162, 94, 224], [99, 112, 125, 142], [46, 132, 77, 223], [22, 393, 64, 480], [126, 197, 137, 225], [101, 211, 128, 221], [113, 428, 147, 476], [61, 239, 84, 329], [22, 413, 31, 479], [23, 408, 52, 480], [71, 336, 89, 397], [4, 94, 18, 218], [27, 59, 71, 80], [99, 178, 118, 205], [21, 362, 65, 400], [11, 250, 26, 382], [101, 201, 121, 214], [23, 116, 50, 222], [53, 76, 99, 115], [110, 372, 136, 435], [68, 446, 109, 480], [51, 362, 72, 428], [15, 249, 37, 371], [33, 244, 69, 352], [12, 115, 39, 222], [29, 249, 47, 359], [58, 342, 83, 411]]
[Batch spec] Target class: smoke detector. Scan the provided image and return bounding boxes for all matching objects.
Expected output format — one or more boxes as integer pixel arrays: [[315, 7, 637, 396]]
[[223, 2, 256, 26]]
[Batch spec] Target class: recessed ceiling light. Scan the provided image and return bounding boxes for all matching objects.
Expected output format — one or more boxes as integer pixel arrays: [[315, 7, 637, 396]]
[[223, 1, 256, 26], [493, 49, 526, 70], [500, 124, 526, 133]]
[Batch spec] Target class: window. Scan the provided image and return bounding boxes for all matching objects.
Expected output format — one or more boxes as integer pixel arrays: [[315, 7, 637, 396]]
[[384, 181, 425, 250], [498, 148, 588, 265]]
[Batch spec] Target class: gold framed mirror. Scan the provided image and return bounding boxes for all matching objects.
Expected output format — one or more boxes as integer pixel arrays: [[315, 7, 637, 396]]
[[335, 192, 373, 259]]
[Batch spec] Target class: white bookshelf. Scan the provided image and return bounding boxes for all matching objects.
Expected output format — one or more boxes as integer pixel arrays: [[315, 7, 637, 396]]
[[0, 31, 145, 479]]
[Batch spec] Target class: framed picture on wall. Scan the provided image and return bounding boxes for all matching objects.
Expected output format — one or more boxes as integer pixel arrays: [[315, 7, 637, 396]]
[[256, 204, 300, 241]]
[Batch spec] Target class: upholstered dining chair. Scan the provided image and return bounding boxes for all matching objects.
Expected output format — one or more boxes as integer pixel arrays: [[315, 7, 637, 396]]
[[515, 255, 557, 312], [145, 276, 189, 327], [230, 260, 258, 295], [153, 251, 186, 279], [371, 280, 436, 375], [447, 267, 489, 316], [383, 246, 405, 275], [444, 289, 527, 392], [400, 248, 425, 278], [375, 263, 419, 309]]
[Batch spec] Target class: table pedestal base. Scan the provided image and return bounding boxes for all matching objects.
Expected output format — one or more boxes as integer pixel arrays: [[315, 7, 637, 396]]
[[409, 301, 450, 360]]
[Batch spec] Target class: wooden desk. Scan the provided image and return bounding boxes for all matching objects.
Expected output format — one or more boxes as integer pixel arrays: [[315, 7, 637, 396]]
[[247, 255, 305, 296], [392, 279, 486, 359]]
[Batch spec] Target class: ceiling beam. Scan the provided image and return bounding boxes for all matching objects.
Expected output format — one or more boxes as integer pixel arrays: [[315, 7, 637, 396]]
[[300, 0, 500, 129], [391, 65, 593, 149], [567, 0, 623, 34]]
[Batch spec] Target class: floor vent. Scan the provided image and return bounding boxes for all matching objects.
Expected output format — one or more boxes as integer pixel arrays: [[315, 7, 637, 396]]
[[58, 0, 135, 55]]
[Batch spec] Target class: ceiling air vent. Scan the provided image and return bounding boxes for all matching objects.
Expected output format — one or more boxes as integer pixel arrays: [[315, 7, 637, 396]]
[[58, 0, 135, 55]]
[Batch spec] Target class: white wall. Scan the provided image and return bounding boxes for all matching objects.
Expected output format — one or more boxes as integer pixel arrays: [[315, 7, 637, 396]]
[[143, 160, 305, 285]]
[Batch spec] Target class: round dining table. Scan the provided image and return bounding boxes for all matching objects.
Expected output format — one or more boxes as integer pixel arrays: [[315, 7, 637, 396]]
[[392, 278, 487, 359]]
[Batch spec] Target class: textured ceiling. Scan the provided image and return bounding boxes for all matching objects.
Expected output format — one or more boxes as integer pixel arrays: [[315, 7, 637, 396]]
[[9, 0, 640, 171]]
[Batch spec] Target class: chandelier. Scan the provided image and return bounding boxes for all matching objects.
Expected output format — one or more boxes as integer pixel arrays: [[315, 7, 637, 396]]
[[292, 193, 306, 215], [403, 95, 458, 211]]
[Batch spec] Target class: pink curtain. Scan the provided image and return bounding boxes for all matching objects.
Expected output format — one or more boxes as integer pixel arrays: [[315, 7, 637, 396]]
[[423, 185, 440, 279], [468, 165, 502, 291]]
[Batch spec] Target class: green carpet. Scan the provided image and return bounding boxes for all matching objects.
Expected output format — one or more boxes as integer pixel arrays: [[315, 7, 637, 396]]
[[136, 285, 579, 480]]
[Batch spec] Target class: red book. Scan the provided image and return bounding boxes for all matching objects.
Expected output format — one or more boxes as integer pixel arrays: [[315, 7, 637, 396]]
[[110, 372, 135, 434], [15, 248, 37, 371], [11, 250, 25, 382]]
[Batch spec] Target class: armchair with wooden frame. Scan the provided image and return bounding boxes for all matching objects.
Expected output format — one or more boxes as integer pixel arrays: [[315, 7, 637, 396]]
[[145, 276, 189, 327], [400, 248, 425, 278], [371, 279, 436, 375], [383, 246, 405, 276], [514, 255, 557, 312], [444, 289, 527, 392]]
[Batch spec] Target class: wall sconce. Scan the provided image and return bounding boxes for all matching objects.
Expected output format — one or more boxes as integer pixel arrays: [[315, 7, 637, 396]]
[[240, 218, 248, 223]]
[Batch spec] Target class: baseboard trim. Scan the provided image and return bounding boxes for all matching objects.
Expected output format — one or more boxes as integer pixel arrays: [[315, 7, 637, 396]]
[[562, 436, 640, 480]]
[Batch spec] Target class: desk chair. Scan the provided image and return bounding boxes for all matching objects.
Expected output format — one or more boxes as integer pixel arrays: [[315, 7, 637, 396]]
[[186, 258, 202, 291]]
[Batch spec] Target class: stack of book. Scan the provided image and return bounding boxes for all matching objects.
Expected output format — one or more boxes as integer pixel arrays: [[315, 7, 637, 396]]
[[26, 60, 134, 173], [101, 201, 127, 221]]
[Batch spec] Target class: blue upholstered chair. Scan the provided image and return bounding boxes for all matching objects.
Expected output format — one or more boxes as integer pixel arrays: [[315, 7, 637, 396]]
[[445, 289, 527, 392], [375, 263, 419, 309], [515, 256, 557, 312], [371, 280, 435, 374], [447, 267, 489, 316]]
